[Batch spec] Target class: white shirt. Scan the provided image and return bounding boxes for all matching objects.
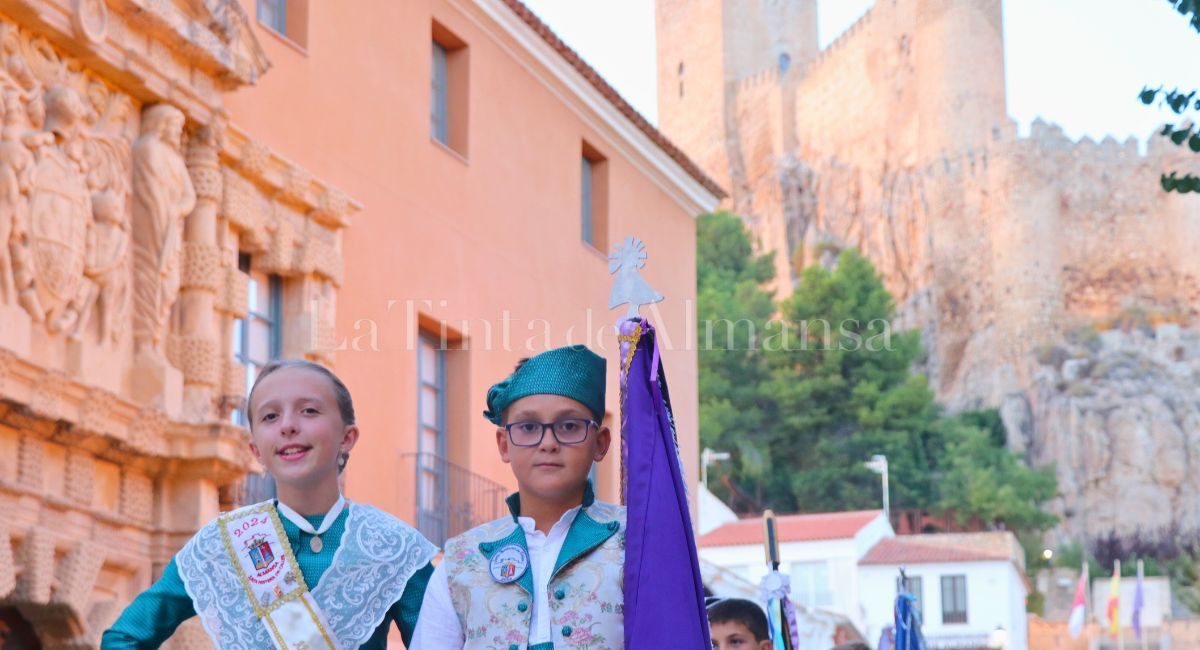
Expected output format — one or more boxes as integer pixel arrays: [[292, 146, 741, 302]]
[[410, 505, 582, 649]]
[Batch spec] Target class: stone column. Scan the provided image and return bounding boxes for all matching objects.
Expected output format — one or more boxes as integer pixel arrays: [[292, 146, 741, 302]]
[[177, 121, 225, 421]]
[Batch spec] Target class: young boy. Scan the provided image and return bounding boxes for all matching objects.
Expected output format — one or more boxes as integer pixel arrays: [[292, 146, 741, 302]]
[[411, 345, 622, 649], [102, 360, 437, 648], [707, 598, 773, 650]]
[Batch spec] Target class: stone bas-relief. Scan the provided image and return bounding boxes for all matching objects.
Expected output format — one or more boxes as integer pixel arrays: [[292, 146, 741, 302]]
[[131, 103, 196, 363], [0, 2, 353, 645], [0, 25, 137, 345]]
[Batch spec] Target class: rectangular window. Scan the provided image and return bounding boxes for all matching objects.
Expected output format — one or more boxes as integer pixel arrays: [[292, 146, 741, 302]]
[[581, 156, 593, 244], [416, 335, 448, 541], [431, 22, 469, 155], [581, 142, 608, 251], [790, 561, 832, 608], [431, 42, 449, 144], [234, 254, 282, 504], [257, 0, 286, 34], [257, 0, 307, 47], [898, 575, 924, 622], [941, 575, 968, 624]]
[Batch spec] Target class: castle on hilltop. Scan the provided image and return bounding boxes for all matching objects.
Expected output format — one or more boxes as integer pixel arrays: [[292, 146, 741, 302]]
[[656, 0, 1200, 542]]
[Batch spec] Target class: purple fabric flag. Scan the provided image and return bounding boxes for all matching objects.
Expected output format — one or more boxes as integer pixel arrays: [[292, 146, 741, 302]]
[[1133, 563, 1145, 639], [619, 319, 712, 649]]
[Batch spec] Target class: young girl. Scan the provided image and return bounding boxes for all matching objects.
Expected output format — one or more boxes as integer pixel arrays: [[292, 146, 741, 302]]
[[411, 345, 623, 649], [102, 359, 437, 649]]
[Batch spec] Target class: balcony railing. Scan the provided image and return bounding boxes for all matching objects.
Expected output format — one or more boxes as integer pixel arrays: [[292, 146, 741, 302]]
[[401, 452, 509, 546]]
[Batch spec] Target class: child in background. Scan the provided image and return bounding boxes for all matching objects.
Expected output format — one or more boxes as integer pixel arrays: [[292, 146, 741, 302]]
[[707, 598, 773, 650]]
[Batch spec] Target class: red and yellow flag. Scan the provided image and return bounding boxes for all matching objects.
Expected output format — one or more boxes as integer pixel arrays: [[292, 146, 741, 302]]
[[1107, 560, 1121, 638]]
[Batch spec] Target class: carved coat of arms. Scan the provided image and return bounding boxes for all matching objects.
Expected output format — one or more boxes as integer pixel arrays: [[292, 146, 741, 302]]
[[29, 137, 90, 311]]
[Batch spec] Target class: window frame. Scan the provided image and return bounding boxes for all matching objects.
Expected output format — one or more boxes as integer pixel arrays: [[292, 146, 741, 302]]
[[416, 335, 449, 540], [940, 574, 968, 624], [233, 255, 283, 504], [581, 155, 594, 245], [897, 574, 924, 622], [790, 560, 833, 608], [431, 41, 450, 145], [431, 21, 469, 157], [257, 0, 286, 35], [580, 141, 608, 252], [256, 0, 308, 49]]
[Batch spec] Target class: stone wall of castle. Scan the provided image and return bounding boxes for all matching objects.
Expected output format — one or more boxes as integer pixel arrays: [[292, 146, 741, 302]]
[[657, 0, 1200, 541]]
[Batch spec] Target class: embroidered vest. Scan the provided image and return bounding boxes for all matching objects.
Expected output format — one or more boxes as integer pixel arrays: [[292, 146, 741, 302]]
[[443, 500, 625, 650], [176, 500, 436, 649]]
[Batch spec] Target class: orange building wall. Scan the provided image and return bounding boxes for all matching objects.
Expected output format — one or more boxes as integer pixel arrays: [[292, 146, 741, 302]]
[[223, 0, 707, 524]]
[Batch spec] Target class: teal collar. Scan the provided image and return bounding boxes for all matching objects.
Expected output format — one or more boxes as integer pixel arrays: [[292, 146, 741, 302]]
[[481, 480, 617, 588], [504, 480, 596, 521]]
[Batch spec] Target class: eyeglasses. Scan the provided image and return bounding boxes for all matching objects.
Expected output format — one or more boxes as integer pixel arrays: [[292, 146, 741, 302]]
[[505, 418, 597, 447]]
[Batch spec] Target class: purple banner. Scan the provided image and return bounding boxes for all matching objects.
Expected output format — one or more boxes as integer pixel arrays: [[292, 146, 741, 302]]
[[620, 318, 711, 649]]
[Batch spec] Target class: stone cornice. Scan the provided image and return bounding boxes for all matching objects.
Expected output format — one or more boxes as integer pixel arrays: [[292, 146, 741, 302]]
[[0, 348, 254, 480], [0, 0, 270, 124], [221, 124, 362, 231]]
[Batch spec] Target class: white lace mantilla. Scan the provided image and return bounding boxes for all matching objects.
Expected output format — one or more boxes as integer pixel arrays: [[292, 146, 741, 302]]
[[177, 501, 437, 649]]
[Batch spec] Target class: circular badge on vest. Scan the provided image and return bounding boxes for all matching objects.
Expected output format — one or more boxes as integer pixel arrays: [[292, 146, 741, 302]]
[[489, 544, 529, 584]]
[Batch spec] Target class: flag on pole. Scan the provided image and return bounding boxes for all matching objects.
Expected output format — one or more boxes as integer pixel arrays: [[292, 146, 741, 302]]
[[1108, 560, 1122, 639], [1068, 561, 1088, 639], [1133, 560, 1145, 639], [619, 318, 712, 649]]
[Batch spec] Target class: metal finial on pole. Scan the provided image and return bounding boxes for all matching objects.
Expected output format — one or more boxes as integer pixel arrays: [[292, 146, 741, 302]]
[[609, 236, 664, 323]]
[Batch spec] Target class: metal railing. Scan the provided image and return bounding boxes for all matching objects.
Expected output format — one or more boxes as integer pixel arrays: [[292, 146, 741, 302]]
[[401, 452, 509, 546]]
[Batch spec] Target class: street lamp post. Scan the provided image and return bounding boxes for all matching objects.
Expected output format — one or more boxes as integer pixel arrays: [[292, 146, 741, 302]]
[[701, 448, 730, 488], [864, 454, 889, 522]]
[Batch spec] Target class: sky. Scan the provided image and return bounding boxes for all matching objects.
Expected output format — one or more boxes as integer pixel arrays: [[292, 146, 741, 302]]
[[518, 0, 1200, 145]]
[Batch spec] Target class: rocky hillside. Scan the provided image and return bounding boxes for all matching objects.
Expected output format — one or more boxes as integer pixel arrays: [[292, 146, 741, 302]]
[[1015, 323, 1200, 544]]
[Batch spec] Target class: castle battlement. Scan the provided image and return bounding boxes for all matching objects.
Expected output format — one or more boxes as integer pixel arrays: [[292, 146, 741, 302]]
[[1019, 117, 1157, 164], [806, 4, 878, 73], [735, 66, 781, 93]]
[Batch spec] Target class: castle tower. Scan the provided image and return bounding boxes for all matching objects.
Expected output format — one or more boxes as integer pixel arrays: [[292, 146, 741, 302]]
[[914, 0, 1007, 159], [656, 0, 818, 190]]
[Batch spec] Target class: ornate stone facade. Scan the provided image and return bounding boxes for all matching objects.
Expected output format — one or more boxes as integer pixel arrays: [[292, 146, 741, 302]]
[[0, 1, 356, 644], [657, 0, 1200, 541]]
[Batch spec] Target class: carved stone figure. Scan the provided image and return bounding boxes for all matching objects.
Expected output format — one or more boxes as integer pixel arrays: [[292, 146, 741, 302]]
[[131, 103, 195, 362], [0, 90, 34, 303], [13, 86, 92, 332], [79, 190, 128, 342]]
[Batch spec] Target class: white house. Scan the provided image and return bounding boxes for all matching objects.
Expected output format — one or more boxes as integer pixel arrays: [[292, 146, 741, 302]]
[[697, 482, 740, 535], [858, 532, 1030, 650], [698, 510, 894, 633]]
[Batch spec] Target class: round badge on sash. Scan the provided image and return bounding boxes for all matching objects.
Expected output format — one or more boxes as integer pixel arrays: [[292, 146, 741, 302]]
[[489, 544, 529, 584]]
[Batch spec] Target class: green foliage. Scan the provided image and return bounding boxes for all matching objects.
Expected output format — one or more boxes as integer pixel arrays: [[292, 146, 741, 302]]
[[934, 415, 1058, 532], [696, 212, 779, 505], [1142, 1, 1200, 191], [696, 219, 1059, 534], [1025, 589, 1045, 616], [1171, 552, 1200, 613], [761, 250, 934, 512], [1165, 0, 1200, 33], [1053, 541, 1088, 570]]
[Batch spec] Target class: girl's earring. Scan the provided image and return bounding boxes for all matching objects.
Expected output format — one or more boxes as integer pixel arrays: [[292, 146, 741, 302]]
[[338, 452, 349, 472]]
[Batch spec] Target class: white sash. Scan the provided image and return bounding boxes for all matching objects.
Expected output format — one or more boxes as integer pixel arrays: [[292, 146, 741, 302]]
[[177, 500, 438, 649], [219, 503, 340, 649]]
